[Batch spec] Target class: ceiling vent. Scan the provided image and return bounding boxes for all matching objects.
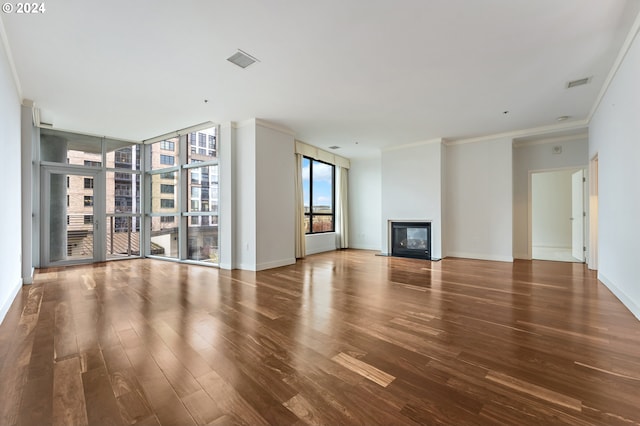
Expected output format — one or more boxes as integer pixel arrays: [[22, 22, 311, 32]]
[[328, 146, 340, 150], [566, 77, 590, 89], [227, 49, 259, 69]]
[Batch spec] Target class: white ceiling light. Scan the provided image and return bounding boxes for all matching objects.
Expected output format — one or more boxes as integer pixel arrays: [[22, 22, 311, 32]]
[[227, 49, 259, 68]]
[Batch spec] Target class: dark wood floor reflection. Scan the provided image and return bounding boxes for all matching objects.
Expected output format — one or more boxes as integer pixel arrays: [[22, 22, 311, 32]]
[[1, 250, 640, 425]]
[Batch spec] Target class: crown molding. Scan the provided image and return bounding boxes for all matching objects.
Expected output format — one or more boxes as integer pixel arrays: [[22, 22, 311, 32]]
[[589, 9, 640, 121], [142, 121, 214, 144], [512, 132, 589, 148], [445, 119, 589, 146], [382, 138, 443, 152], [0, 15, 22, 99], [230, 118, 296, 136], [255, 118, 296, 136]]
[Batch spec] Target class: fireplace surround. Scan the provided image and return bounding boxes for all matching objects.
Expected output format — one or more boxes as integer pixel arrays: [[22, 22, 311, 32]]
[[390, 221, 431, 260]]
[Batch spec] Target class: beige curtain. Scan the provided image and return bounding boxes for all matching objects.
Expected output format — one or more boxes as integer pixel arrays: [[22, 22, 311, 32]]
[[336, 166, 349, 249], [294, 153, 306, 258]]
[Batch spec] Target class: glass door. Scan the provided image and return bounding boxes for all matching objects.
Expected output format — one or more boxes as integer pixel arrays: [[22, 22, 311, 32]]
[[41, 166, 103, 266]]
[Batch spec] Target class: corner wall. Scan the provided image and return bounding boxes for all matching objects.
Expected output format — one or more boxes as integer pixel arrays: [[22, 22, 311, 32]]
[[255, 123, 295, 270], [224, 119, 295, 271], [348, 156, 381, 250], [589, 29, 640, 320], [233, 120, 257, 269], [0, 37, 22, 324]]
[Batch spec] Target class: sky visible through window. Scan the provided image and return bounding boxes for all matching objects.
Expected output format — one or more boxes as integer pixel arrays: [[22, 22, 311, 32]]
[[302, 158, 333, 211]]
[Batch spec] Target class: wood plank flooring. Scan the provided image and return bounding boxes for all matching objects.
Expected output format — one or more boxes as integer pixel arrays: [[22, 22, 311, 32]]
[[1, 250, 640, 425]]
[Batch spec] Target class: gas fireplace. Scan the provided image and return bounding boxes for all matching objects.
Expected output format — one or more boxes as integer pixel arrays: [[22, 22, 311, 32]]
[[391, 221, 431, 260]]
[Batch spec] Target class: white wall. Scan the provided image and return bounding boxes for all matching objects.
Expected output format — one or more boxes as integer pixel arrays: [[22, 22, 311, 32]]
[[233, 120, 257, 269], [305, 233, 337, 255], [381, 140, 443, 258], [227, 119, 295, 271], [21, 104, 37, 283], [255, 122, 295, 270], [0, 38, 23, 324], [218, 122, 236, 269], [348, 156, 381, 250], [512, 138, 588, 258], [589, 29, 640, 320], [445, 138, 513, 262], [532, 170, 572, 248]]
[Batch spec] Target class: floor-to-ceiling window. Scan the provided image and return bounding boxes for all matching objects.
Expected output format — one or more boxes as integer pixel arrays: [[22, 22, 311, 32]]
[[39, 129, 142, 266], [147, 137, 180, 259], [145, 125, 219, 264], [105, 139, 142, 259], [38, 124, 218, 267]]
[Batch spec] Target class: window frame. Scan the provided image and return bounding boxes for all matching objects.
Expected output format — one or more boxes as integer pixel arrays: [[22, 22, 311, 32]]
[[145, 126, 219, 265], [303, 156, 335, 234]]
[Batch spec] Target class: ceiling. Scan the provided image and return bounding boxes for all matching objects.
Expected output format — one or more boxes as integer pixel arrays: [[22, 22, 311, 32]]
[[2, 0, 639, 158]]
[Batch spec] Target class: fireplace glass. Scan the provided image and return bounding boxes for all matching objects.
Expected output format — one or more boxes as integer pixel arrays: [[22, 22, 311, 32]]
[[391, 222, 431, 260]]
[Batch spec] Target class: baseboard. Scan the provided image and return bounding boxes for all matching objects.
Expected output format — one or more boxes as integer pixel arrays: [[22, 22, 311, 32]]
[[349, 243, 381, 251], [236, 263, 257, 271], [513, 252, 531, 260], [598, 272, 640, 321], [0, 278, 23, 326], [236, 258, 296, 272], [256, 258, 296, 271], [218, 262, 233, 270], [446, 251, 514, 263], [22, 267, 34, 285], [305, 247, 337, 256]]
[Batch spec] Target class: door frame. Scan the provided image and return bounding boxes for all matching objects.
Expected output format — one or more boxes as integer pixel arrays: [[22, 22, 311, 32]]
[[588, 154, 598, 270], [528, 166, 587, 261], [570, 169, 585, 261], [40, 163, 105, 267]]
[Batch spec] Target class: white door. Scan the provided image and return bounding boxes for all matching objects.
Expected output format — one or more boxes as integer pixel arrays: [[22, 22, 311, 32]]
[[41, 166, 104, 266], [571, 170, 585, 261]]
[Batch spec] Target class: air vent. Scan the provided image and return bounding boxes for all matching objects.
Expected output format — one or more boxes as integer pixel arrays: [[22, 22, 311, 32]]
[[567, 77, 590, 88], [227, 49, 259, 68], [328, 146, 340, 150]]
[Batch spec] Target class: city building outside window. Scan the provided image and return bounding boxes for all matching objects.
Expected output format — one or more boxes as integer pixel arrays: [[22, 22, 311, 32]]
[[160, 155, 174, 165], [160, 141, 175, 151], [160, 184, 174, 194], [160, 199, 174, 208]]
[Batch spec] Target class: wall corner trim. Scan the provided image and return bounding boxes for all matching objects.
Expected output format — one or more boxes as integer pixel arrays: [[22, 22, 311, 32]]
[[255, 258, 296, 271], [0, 278, 23, 326], [598, 273, 640, 321]]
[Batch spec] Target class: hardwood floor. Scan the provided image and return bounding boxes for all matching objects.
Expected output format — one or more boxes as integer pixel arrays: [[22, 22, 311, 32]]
[[1, 250, 639, 425]]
